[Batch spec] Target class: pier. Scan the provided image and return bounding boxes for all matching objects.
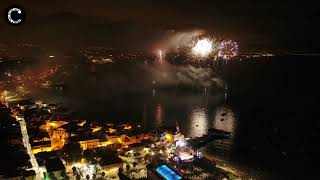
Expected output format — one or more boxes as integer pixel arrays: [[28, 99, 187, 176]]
[[187, 128, 231, 148]]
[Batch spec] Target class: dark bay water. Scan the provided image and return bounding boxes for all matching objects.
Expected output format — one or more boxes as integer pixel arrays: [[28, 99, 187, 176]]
[[225, 55, 320, 179], [68, 92, 230, 138]]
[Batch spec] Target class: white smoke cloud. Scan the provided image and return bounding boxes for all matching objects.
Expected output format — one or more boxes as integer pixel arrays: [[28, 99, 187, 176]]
[[157, 29, 205, 52], [149, 62, 223, 89]]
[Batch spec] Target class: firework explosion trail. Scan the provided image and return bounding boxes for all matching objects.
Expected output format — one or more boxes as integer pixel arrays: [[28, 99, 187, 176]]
[[218, 40, 239, 60], [158, 49, 163, 63]]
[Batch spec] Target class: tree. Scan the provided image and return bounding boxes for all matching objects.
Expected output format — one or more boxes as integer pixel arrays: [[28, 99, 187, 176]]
[[61, 171, 68, 179], [133, 162, 137, 168], [83, 149, 96, 163], [61, 142, 83, 163], [48, 172, 55, 180]]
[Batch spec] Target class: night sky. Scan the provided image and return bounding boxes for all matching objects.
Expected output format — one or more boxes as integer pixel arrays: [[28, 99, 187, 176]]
[[1, 0, 319, 52]]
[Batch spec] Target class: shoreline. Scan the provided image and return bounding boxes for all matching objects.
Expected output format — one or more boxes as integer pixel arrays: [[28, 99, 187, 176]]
[[204, 153, 282, 179], [204, 153, 249, 178]]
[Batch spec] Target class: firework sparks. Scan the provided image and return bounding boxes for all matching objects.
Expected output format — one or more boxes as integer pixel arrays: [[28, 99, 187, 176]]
[[192, 38, 213, 58], [218, 40, 238, 60], [155, 31, 239, 65], [158, 50, 163, 63]]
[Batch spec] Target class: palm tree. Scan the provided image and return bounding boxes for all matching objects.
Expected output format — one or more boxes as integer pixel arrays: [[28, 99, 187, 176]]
[[133, 162, 137, 168]]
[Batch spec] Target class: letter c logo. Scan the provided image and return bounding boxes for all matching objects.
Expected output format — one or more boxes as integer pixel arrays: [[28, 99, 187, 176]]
[[5, 5, 26, 26]]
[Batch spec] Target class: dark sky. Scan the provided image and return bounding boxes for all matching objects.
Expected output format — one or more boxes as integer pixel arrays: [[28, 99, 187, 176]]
[[1, 0, 319, 52]]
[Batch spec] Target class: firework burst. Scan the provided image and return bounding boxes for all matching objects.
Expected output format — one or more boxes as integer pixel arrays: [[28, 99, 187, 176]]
[[192, 38, 213, 57], [156, 32, 239, 68], [218, 40, 238, 60], [191, 37, 220, 59]]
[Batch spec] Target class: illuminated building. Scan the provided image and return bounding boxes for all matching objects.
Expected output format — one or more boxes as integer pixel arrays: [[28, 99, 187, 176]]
[[107, 127, 117, 133], [31, 139, 53, 154], [92, 126, 102, 133], [123, 124, 132, 130], [79, 138, 101, 150], [156, 165, 182, 180], [109, 133, 150, 147], [147, 164, 183, 180], [148, 127, 176, 142], [74, 136, 113, 150], [165, 133, 174, 143], [77, 120, 86, 127], [31, 134, 53, 154], [40, 121, 69, 150]]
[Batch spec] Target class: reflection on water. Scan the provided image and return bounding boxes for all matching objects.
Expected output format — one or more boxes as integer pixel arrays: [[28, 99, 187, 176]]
[[213, 106, 237, 136], [31, 88, 241, 166], [155, 103, 163, 127], [36, 88, 237, 140], [201, 106, 237, 160], [189, 107, 208, 138]]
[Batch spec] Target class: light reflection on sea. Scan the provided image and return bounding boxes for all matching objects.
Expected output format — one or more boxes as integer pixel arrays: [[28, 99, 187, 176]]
[[188, 107, 208, 138], [29, 87, 239, 159], [213, 106, 237, 137]]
